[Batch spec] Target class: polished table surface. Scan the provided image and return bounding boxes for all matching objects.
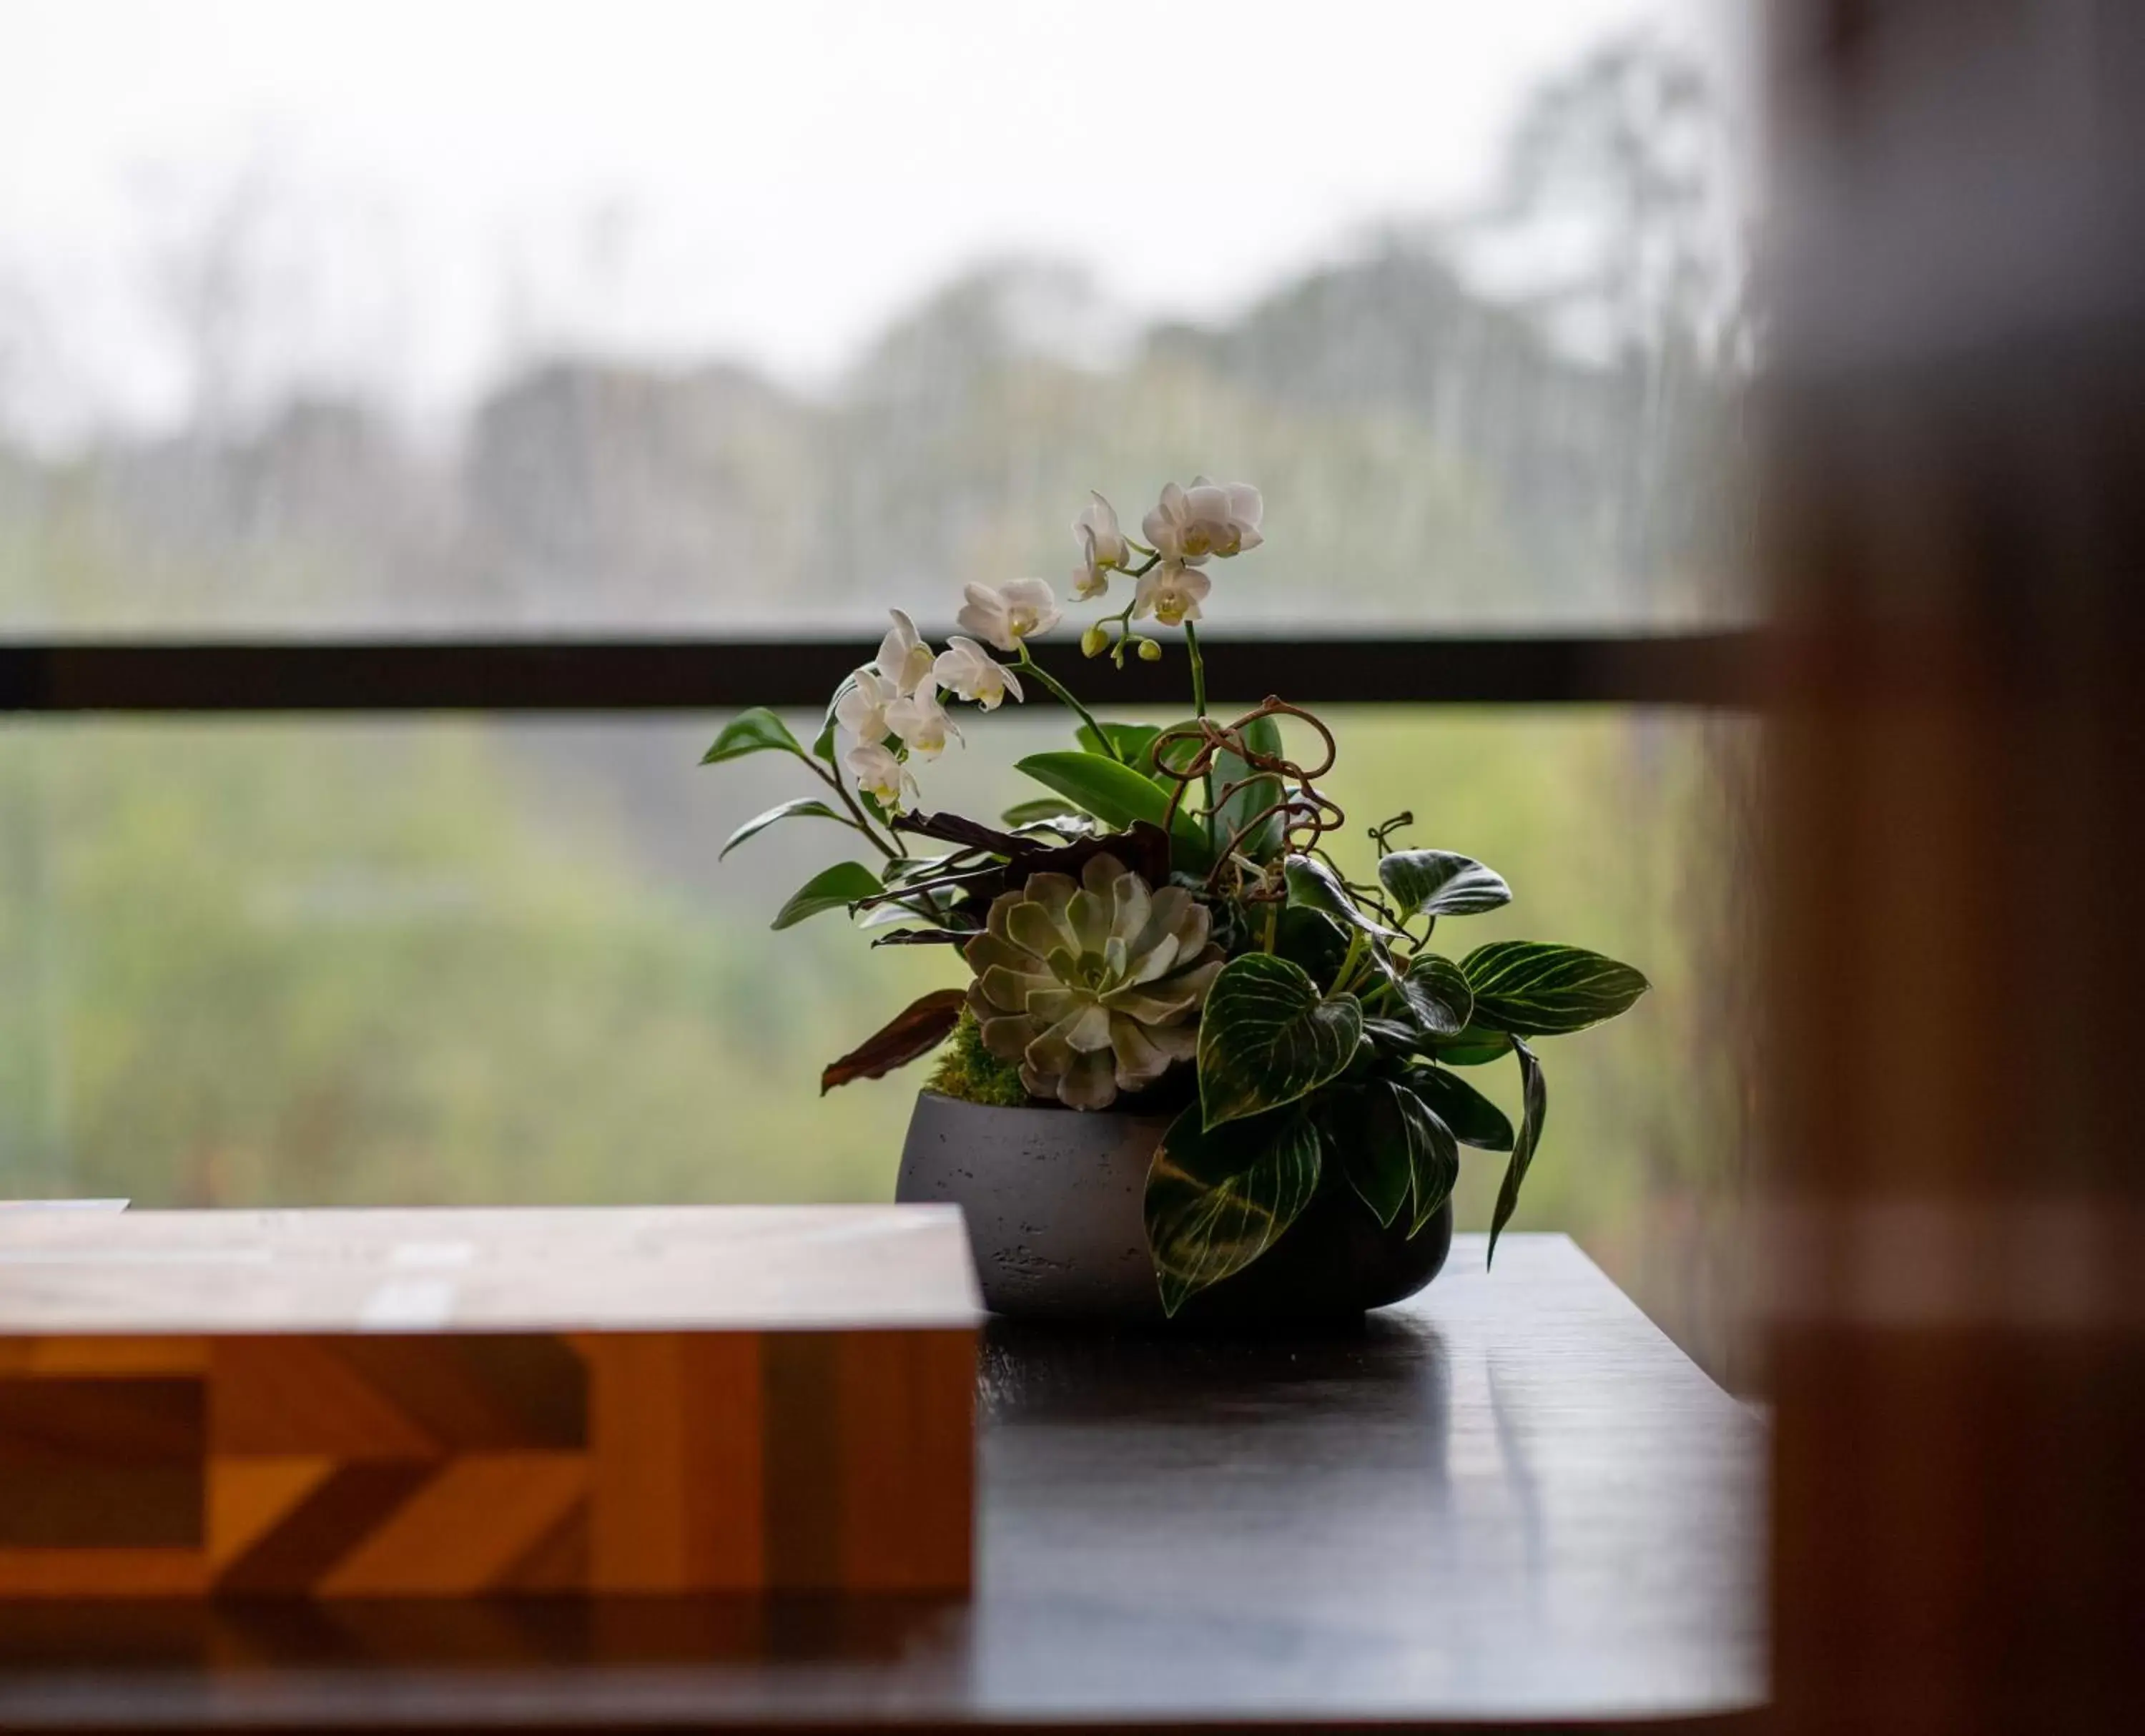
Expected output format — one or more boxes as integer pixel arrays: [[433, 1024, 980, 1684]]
[[0, 1234, 1765, 1732]]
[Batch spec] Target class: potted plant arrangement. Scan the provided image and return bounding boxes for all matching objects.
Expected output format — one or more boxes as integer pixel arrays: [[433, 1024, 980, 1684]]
[[703, 478, 1648, 1321]]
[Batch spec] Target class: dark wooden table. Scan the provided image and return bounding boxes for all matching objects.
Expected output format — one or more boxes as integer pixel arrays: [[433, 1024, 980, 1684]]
[[0, 1235, 1764, 1732]]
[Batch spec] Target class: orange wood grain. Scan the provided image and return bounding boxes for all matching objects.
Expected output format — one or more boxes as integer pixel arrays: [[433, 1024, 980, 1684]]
[[0, 1549, 208, 1599], [837, 1331, 975, 1593], [318, 1454, 588, 1597]]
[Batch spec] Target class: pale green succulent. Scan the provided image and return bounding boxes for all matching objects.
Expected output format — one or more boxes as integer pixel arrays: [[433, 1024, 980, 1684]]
[[965, 852, 1225, 1110]]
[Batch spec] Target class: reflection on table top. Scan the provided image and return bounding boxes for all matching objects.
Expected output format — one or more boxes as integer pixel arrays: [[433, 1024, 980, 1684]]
[[0, 1234, 1764, 1732]]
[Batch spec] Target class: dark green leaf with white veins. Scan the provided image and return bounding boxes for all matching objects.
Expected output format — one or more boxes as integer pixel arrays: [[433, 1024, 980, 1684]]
[[1323, 1080, 1459, 1234], [1145, 1105, 1323, 1316], [702, 707, 809, 766], [770, 860, 884, 931], [719, 798, 845, 860], [1487, 1038, 1547, 1267], [1198, 953, 1364, 1129], [1461, 942, 1650, 1036], [1271, 906, 1350, 989], [1379, 850, 1512, 917], [1396, 952, 1474, 1036], [1409, 1065, 1514, 1151], [1283, 854, 1401, 942], [1427, 1024, 1514, 1067]]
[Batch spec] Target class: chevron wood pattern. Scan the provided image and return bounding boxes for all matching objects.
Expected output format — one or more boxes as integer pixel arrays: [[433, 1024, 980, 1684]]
[[0, 1208, 979, 1600]]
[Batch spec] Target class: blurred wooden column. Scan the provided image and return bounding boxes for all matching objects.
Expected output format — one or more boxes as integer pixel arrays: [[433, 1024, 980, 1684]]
[[1765, 2, 2145, 1731]]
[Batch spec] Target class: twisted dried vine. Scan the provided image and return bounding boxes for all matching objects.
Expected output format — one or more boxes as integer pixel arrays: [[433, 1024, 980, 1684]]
[[1151, 697, 1352, 899]]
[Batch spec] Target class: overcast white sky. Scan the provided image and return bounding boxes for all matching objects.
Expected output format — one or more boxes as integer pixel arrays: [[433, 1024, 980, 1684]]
[[0, 0, 1735, 438]]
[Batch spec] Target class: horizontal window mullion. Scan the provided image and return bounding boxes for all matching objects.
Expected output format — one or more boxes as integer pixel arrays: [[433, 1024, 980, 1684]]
[[0, 634, 1762, 713]]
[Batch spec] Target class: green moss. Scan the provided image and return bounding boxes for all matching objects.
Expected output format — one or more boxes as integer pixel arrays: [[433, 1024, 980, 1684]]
[[927, 1007, 1036, 1108]]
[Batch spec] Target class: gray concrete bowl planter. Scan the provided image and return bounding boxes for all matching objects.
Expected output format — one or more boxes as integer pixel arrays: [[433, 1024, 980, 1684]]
[[895, 1090, 1452, 1326]]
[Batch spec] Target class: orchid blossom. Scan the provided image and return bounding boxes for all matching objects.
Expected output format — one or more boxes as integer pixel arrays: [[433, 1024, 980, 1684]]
[[874, 609, 936, 696], [934, 636, 1024, 710], [1070, 492, 1128, 600], [843, 740, 919, 812], [1141, 476, 1264, 565], [1132, 561, 1213, 627], [887, 686, 957, 757], [956, 579, 1062, 654], [834, 666, 898, 744]]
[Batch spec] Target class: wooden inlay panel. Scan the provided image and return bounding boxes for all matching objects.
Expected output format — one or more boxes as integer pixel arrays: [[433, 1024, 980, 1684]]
[[0, 1208, 979, 1600]]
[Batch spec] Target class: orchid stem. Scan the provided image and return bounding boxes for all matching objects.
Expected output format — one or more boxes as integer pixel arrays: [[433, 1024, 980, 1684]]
[[807, 758, 899, 858], [1018, 646, 1123, 762], [1184, 620, 1216, 835]]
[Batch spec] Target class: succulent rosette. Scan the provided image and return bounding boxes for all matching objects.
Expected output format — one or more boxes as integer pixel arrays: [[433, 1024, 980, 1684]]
[[705, 474, 1649, 1313], [965, 854, 1224, 1110]]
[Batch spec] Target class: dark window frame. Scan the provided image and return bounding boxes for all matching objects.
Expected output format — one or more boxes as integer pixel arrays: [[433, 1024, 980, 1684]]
[[0, 631, 1759, 712]]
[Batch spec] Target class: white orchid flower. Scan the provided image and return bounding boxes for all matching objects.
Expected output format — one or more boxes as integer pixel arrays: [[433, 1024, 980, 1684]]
[[844, 740, 919, 812], [955, 578, 1062, 654], [886, 686, 958, 757], [874, 608, 936, 696], [834, 665, 897, 743], [1141, 475, 1264, 564], [1131, 560, 1213, 628], [1070, 491, 1128, 600], [933, 635, 1024, 710]]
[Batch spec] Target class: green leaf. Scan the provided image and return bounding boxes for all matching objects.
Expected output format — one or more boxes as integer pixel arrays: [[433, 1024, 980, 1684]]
[[770, 861, 884, 931], [1213, 713, 1287, 862], [1283, 854, 1401, 942], [1075, 720, 1168, 780], [719, 798, 845, 861], [1409, 1065, 1514, 1151], [1379, 850, 1512, 918], [1461, 942, 1651, 1036], [1013, 751, 1210, 869], [1486, 1038, 1547, 1267], [1394, 1083, 1461, 1233], [1145, 1105, 1323, 1317], [1198, 953, 1364, 1129], [702, 706, 808, 766], [1271, 905, 1350, 989], [1322, 1080, 1459, 1233], [812, 678, 854, 762], [1000, 797, 1090, 829], [1426, 1025, 1514, 1067], [1396, 952, 1474, 1036]]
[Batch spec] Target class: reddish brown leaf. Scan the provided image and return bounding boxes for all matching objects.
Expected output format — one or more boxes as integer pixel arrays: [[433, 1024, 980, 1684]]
[[819, 987, 969, 1095]]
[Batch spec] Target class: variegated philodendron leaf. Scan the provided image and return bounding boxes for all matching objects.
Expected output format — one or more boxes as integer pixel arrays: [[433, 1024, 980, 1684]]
[[1283, 855, 1403, 942], [1197, 953, 1364, 1129], [1324, 1079, 1460, 1235], [1378, 849, 1512, 918], [1145, 1105, 1322, 1316], [1460, 941, 1650, 1037], [1396, 952, 1474, 1036], [1409, 1065, 1515, 1151], [1486, 1037, 1547, 1268], [1427, 1025, 1514, 1067]]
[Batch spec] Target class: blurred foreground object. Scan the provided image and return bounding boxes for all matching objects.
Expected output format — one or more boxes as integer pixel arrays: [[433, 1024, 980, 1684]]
[[1766, 1, 2145, 1730], [0, 1207, 976, 1598]]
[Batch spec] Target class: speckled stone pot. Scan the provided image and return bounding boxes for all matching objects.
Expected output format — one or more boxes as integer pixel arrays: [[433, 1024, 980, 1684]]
[[894, 1090, 1452, 1325]]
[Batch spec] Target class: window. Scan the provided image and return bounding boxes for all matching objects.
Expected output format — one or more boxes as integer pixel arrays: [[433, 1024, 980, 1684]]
[[1, 1, 1757, 1379]]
